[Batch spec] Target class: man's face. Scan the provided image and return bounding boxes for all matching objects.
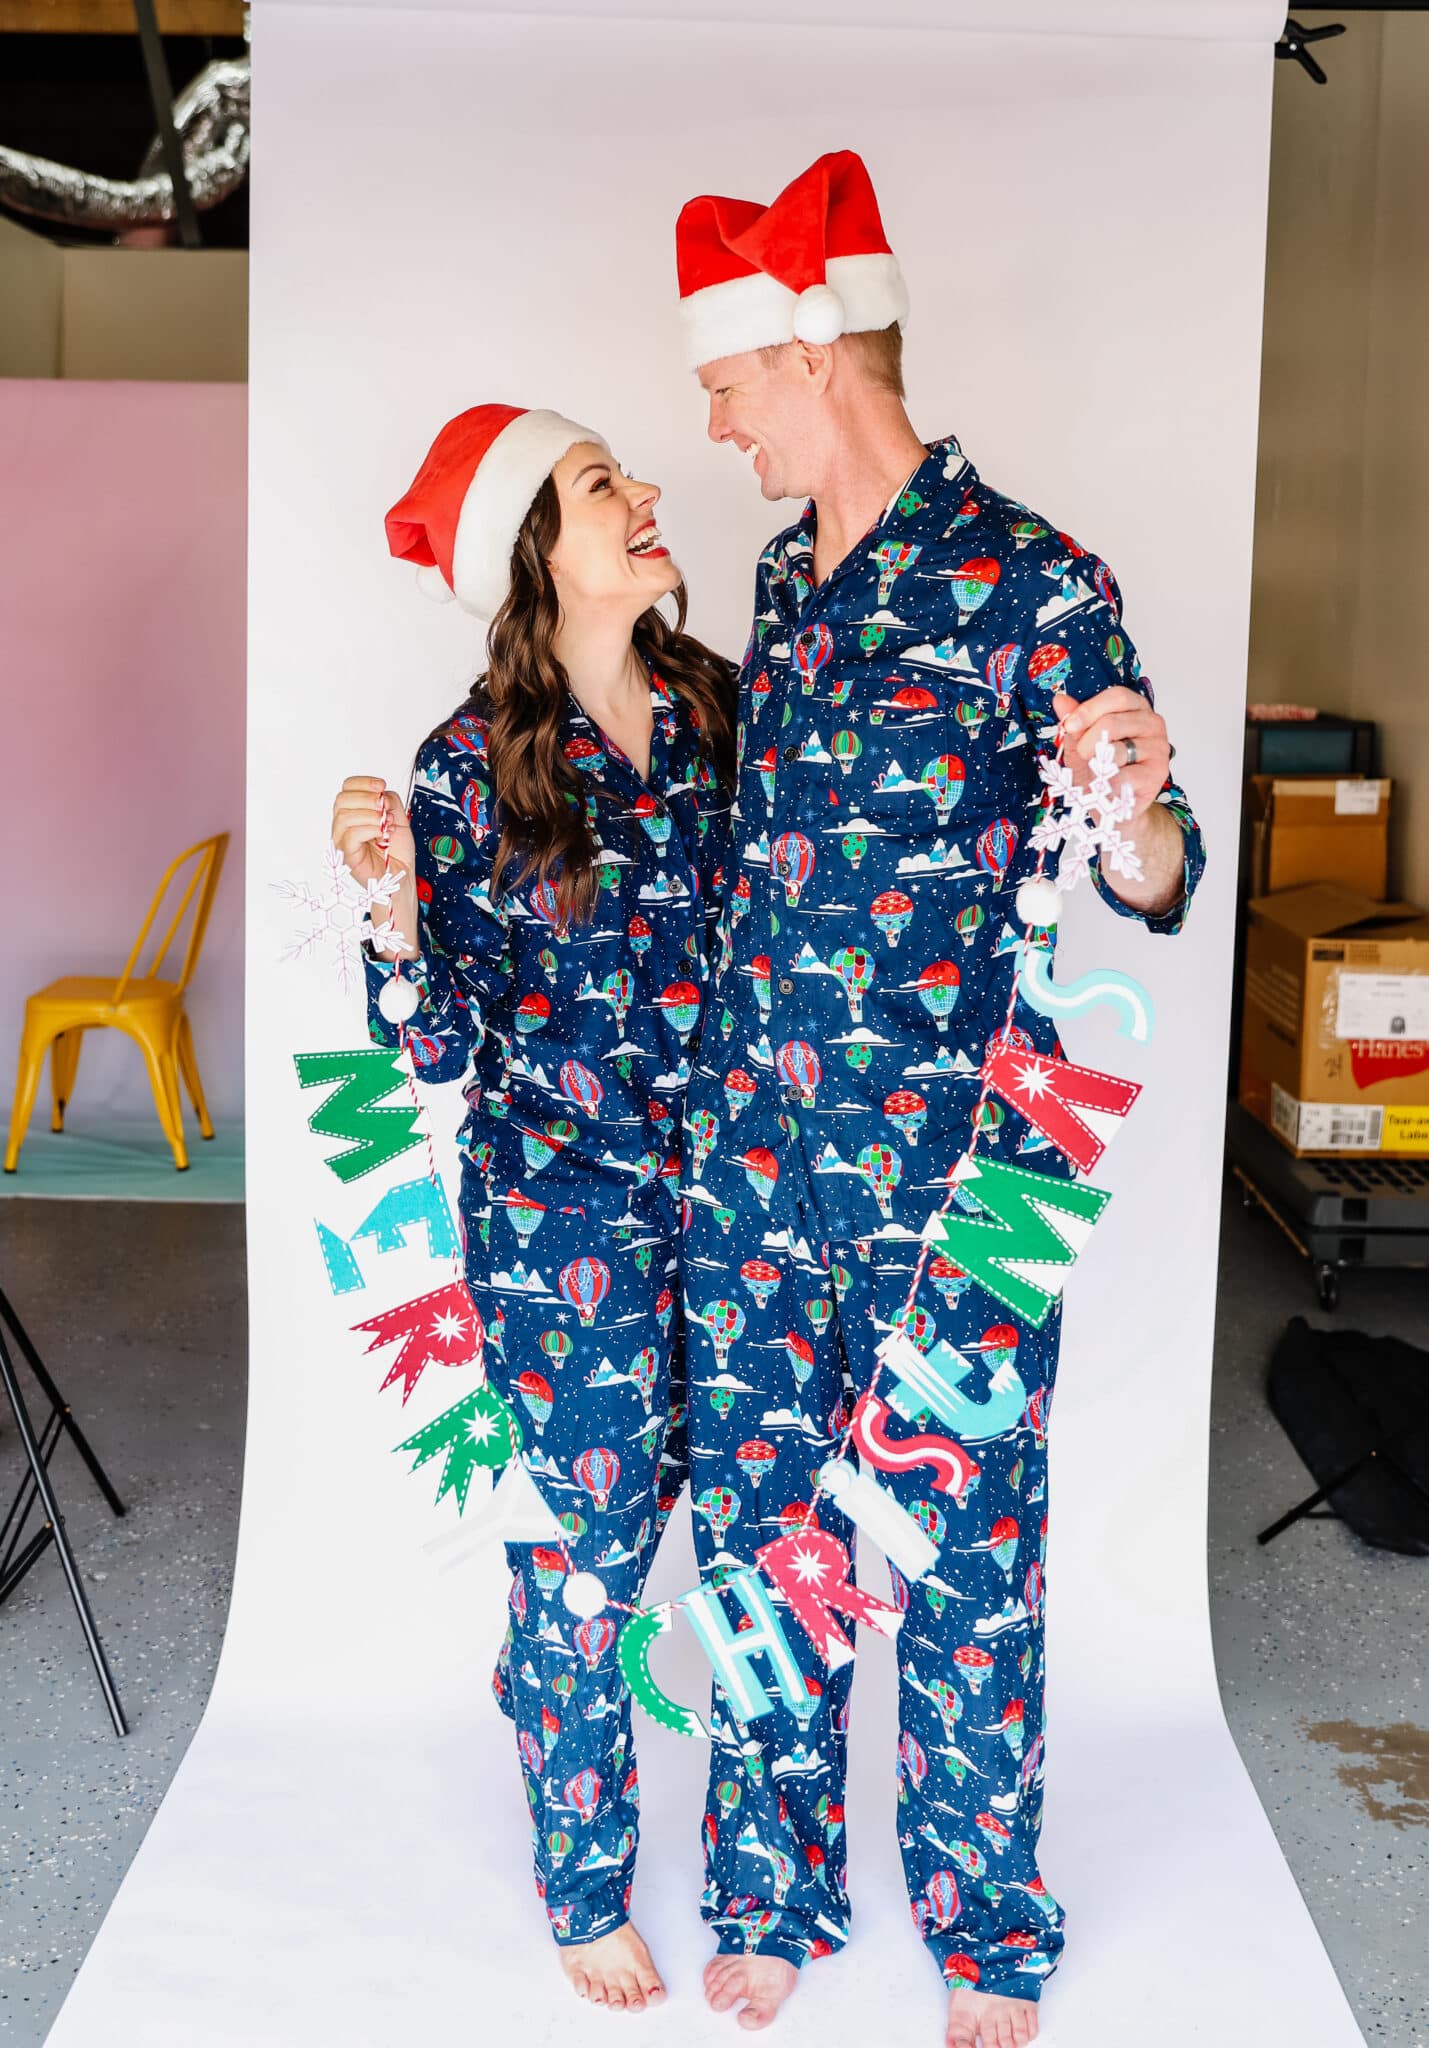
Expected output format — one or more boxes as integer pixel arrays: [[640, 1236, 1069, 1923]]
[[698, 345, 828, 504]]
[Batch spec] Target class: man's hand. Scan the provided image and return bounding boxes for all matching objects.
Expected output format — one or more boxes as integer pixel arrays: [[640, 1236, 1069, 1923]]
[[1050, 686, 1170, 820], [1048, 687, 1185, 918]]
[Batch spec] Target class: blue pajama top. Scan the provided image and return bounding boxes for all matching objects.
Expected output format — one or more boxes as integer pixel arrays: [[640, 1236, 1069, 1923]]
[[362, 671, 732, 1217], [684, 429, 1207, 1247]]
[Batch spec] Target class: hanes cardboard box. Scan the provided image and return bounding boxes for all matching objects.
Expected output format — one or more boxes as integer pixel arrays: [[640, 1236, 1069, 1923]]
[[1239, 883, 1429, 1156]]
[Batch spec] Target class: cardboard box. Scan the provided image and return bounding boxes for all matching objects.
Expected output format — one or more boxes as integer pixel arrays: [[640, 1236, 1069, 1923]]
[[1245, 776, 1391, 899], [1239, 883, 1429, 1157]]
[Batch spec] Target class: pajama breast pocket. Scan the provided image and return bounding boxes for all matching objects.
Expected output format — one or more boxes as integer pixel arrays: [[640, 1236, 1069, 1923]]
[[852, 704, 977, 844]]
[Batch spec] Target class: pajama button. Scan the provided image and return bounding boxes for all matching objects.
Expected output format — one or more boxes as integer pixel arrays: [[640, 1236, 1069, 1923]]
[[778, 977, 794, 994], [783, 744, 798, 761]]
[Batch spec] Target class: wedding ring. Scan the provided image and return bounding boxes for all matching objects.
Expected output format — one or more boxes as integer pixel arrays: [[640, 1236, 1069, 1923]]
[[1124, 737, 1139, 767]]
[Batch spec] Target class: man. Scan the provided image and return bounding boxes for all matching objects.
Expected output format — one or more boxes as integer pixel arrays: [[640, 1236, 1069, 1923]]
[[671, 151, 1205, 2046]]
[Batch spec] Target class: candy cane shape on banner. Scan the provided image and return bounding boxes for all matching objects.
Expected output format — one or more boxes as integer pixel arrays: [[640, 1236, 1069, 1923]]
[[1015, 943, 1155, 1044]]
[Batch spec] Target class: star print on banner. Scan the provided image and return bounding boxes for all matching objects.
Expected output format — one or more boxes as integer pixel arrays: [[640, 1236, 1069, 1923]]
[[1029, 735, 1143, 892], [980, 1040, 1141, 1176], [351, 1279, 485, 1401], [755, 1524, 904, 1670], [272, 842, 411, 992]]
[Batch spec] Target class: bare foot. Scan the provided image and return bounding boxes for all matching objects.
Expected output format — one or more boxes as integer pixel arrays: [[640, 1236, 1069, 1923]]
[[558, 1922, 667, 2012], [945, 1982, 1039, 2048], [703, 1952, 799, 2031]]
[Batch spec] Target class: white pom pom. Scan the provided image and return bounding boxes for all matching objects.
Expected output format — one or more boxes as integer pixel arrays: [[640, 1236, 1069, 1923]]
[[378, 975, 421, 1023], [415, 561, 455, 603], [1016, 876, 1062, 928], [792, 283, 845, 345], [562, 1571, 607, 1619]]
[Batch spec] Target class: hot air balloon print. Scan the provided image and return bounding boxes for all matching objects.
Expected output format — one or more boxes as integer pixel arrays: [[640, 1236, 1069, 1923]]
[[917, 960, 961, 1032], [529, 877, 565, 933], [832, 729, 862, 777], [793, 621, 834, 693], [755, 746, 778, 810], [841, 831, 868, 870], [978, 1325, 1020, 1372], [709, 1385, 736, 1420], [427, 833, 464, 874], [1093, 559, 1117, 608], [920, 754, 966, 825], [459, 777, 490, 837], [724, 1068, 757, 1122], [972, 1098, 1005, 1142], [688, 1106, 719, 1178], [893, 1303, 936, 1354], [947, 556, 999, 622], [702, 1297, 747, 1366], [775, 1038, 822, 1107], [504, 1187, 546, 1247], [405, 1030, 446, 1070], [898, 1730, 929, 1794], [872, 538, 922, 604], [928, 1254, 970, 1307], [547, 1829, 574, 1868], [804, 1296, 833, 1337], [770, 831, 815, 907], [551, 1666, 577, 1703], [986, 642, 1022, 710], [629, 1345, 658, 1412], [537, 946, 558, 985], [559, 1257, 611, 1328], [564, 1767, 602, 1825], [785, 1331, 815, 1384], [855, 1141, 902, 1219], [735, 1439, 777, 1492], [1027, 642, 1071, 696], [749, 957, 772, 1023], [658, 980, 702, 1041], [751, 670, 772, 719], [845, 1041, 873, 1073], [695, 1484, 739, 1541], [565, 733, 605, 775], [953, 1644, 995, 1697], [925, 1677, 962, 1740], [522, 1117, 578, 1175], [530, 1546, 567, 1598], [515, 1368, 553, 1435], [871, 889, 914, 948], [739, 1146, 779, 1207], [540, 1328, 573, 1368], [954, 698, 989, 740], [729, 872, 752, 929], [739, 1257, 781, 1308], [559, 1059, 604, 1116], [654, 1287, 674, 1338], [829, 944, 874, 1023], [859, 621, 886, 653], [989, 1516, 1019, 1579], [925, 1868, 961, 1929], [1105, 630, 1126, 672], [634, 792, 671, 850], [601, 967, 635, 1030], [975, 815, 1018, 889], [518, 1728, 544, 1774], [716, 1778, 742, 1820], [884, 1088, 928, 1146], [626, 912, 652, 959], [954, 903, 985, 948], [572, 1445, 621, 1513]]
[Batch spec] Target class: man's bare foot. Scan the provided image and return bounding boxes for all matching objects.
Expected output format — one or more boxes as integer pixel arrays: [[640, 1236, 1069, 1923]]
[[703, 1952, 799, 2031], [945, 1982, 1040, 2048], [558, 1922, 667, 2011]]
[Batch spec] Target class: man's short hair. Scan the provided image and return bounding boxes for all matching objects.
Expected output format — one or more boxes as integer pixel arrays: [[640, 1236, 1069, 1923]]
[[759, 321, 905, 400]]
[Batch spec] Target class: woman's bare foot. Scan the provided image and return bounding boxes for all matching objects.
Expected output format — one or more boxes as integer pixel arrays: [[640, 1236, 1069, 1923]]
[[945, 1983, 1039, 2047], [558, 1922, 667, 2012], [703, 1952, 799, 2031]]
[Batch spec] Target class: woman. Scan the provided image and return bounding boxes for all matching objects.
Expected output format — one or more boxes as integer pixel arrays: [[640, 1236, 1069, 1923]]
[[331, 405, 735, 2012]]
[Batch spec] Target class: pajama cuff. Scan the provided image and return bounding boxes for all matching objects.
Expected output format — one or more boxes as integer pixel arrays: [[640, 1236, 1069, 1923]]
[[711, 1927, 836, 1971]]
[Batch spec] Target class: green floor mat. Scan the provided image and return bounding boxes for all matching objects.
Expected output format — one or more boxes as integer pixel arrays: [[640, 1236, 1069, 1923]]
[[0, 1115, 244, 1202]]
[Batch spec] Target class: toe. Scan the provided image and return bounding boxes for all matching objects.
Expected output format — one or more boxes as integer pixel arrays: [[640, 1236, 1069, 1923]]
[[570, 1970, 590, 2001], [736, 2004, 773, 2033]]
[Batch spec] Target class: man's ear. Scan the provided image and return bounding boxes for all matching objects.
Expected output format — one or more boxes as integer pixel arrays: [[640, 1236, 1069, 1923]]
[[795, 339, 836, 394]]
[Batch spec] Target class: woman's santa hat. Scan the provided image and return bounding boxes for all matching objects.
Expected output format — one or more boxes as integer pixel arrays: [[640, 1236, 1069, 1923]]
[[385, 403, 608, 619], [675, 149, 908, 371]]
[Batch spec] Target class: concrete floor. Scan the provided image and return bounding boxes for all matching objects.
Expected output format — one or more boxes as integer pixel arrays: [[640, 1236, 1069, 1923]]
[[0, 1184, 1424, 2046]]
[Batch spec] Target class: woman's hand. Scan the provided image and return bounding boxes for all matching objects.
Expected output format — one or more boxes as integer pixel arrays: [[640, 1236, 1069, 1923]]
[[331, 774, 415, 886], [331, 775, 420, 955]]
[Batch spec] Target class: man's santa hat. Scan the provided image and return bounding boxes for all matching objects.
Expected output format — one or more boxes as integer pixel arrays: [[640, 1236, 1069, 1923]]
[[675, 149, 908, 371], [385, 403, 608, 620]]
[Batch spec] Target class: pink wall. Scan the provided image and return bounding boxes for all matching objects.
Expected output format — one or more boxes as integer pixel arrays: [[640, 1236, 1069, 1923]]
[[1, 380, 246, 1126]]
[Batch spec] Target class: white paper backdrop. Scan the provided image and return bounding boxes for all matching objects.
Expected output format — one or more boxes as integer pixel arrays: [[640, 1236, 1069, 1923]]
[[46, 4, 1369, 2042]]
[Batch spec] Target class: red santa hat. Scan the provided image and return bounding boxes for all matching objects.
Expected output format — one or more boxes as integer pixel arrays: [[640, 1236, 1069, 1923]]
[[385, 403, 608, 620], [675, 149, 908, 371]]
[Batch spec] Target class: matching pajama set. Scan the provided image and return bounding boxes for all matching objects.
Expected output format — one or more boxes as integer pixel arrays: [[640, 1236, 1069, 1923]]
[[678, 433, 1206, 1999], [362, 672, 732, 1947]]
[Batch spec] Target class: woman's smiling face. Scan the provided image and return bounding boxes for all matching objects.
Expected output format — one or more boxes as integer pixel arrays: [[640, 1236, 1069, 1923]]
[[545, 440, 681, 614]]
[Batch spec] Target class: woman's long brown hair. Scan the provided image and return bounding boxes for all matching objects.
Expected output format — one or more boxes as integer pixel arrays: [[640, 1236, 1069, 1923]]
[[424, 474, 736, 927]]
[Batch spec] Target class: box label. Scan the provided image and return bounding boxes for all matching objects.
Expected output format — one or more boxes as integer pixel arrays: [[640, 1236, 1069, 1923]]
[[1334, 971, 1429, 1041], [1334, 779, 1382, 816], [1271, 1085, 1384, 1151], [1383, 1107, 1429, 1153]]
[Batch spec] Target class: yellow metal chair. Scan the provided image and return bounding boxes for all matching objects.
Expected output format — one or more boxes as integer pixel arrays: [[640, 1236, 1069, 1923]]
[[5, 833, 229, 1174]]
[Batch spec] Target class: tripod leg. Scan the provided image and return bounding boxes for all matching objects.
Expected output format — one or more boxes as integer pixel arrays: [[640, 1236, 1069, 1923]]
[[1257, 1451, 1372, 1545], [0, 1284, 125, 1517], [0, 1327, 127, 1735], [0, 1404, 63, 1571]]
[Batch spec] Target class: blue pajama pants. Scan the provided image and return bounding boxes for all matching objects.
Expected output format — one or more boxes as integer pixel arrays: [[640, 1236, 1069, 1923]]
[[474, 1162, 690, 1947], [682, 1174, 1067, 2004]]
